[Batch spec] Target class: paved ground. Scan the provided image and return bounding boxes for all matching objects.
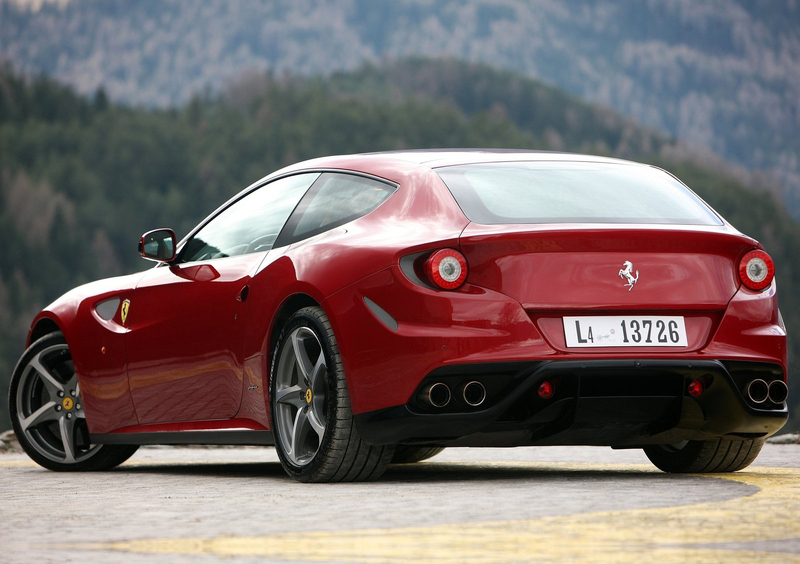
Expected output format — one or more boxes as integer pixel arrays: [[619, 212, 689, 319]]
[[1, 444, 798, 564]]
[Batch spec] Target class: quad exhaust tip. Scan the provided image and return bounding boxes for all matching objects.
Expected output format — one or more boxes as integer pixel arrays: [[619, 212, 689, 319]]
[[746, 379, 769, 404], [460, 381, 487, 407], [422, 382, 451, 408], [768, 380, 789, 404], [420, 381, 487, 408]]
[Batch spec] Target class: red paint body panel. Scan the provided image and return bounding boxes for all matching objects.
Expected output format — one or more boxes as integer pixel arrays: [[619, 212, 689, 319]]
[[21, 151, 788, 442], [107, 417, 268, 434], [701, 282, 787, 375], [237, 354, 270, 428], [126, 255, 258, 424]]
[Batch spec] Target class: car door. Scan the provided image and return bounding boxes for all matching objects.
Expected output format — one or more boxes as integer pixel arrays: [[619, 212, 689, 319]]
[[126, 172, 319, 424]]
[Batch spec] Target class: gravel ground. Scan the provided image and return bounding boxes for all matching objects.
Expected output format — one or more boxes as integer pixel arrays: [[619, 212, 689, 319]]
[[0, 440, 798, 564]]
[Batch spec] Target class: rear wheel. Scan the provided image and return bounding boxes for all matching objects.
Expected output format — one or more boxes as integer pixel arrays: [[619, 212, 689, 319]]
[[9, 332, 138, 471], [644, 437, 764, 473], [391, 446, 445, 464], [270, 306, 394, 482]]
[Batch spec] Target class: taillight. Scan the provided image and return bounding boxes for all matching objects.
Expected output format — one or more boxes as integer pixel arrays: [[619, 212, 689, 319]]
[[687, 380, 705, 398], [425, 249, 468, 290], [739, 250, 774, 291]]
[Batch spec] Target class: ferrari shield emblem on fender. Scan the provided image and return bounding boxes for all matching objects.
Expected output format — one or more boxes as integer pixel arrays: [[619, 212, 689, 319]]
[[618, 261, 639, 291], [120, 299, 131, 325]]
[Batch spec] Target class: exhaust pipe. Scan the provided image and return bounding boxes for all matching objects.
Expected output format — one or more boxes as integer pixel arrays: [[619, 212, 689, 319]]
[[459, 381, 487, 407], [746, 379, 769, 404], [768, 380, 789, 404], [421, 382, 451, 408]]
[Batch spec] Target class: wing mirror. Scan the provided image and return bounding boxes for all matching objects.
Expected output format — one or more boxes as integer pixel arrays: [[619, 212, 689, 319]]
[[139, 228, 176, 262]]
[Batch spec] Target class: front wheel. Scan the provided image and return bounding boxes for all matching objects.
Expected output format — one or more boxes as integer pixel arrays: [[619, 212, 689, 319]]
[[643, 437, 764, 473], [9, 331, 138, 471], [270, 307, 394, 482]]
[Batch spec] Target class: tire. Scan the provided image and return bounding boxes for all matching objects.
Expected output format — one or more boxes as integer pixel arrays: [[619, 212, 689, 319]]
[[391, 446, 445, 464], [270, 306, 394, 482], [643, 437, 765, 473], [9, 331, 139, 471]]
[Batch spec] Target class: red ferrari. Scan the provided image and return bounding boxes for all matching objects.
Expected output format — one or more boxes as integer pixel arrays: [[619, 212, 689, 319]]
[[9, 151, 789, 482]]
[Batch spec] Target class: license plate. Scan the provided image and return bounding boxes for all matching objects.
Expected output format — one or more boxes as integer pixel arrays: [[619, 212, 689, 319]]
[[563, 316, 688, 348]]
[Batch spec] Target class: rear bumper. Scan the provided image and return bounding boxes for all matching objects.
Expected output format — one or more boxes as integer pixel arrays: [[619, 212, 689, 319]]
[[354, 359, 788, 447], [324, 265, 787, 417]]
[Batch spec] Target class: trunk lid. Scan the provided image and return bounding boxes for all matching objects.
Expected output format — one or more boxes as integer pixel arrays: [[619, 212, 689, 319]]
[[460, 223, 756, 351]]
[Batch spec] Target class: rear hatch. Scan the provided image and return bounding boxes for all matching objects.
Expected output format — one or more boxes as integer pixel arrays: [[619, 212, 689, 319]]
[[436, 159, 756, 352]]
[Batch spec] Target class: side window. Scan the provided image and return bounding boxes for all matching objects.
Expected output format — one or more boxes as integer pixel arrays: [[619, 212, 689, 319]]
[[181, 173, 319, 262], [277, 173, 396, 246]]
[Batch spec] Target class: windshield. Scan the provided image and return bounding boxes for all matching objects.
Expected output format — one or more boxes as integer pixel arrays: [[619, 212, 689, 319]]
[[436, 162, 723, 225]]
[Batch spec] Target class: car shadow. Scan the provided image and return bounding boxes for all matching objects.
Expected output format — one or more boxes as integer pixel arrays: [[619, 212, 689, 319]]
[[116, 461, 287, 479], [112, 459, 689, 485], [382, 463, 691, 485]]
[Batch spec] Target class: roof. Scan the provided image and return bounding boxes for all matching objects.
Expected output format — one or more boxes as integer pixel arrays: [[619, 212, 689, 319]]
[[263, 149, 644, 188], [358, 149, 638, 168], [290, 149, 642, 171]]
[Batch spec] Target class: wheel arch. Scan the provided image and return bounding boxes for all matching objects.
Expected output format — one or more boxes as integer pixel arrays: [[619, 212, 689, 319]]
[[27, 316, 63, 347], [268, 293, 322, 367]]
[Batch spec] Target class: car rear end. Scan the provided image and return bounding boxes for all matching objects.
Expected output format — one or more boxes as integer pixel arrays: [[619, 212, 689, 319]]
[[339, 156, 788, 458]]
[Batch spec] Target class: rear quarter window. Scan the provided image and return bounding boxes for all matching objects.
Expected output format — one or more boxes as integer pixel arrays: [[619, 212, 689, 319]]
[[436, 162, 723, 226], [276, 172, 396, 246]]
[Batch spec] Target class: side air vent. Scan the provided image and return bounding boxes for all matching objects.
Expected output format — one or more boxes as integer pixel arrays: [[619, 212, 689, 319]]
[[95, 298, 121, 321]]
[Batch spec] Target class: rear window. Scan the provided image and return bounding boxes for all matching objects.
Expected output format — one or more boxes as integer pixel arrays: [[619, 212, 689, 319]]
[[436, 162, 723, 225]]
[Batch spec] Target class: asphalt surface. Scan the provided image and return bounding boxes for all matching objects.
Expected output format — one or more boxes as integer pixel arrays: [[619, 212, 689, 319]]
[[1, 444, 798, 564]]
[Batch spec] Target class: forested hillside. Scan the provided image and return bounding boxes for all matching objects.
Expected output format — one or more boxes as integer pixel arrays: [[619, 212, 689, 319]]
[[2, 0, 799, 218], [1, 60, 798, 431]]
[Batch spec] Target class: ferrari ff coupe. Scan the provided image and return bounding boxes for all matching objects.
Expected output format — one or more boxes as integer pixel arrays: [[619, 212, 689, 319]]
[[9, 150, 789, 482]]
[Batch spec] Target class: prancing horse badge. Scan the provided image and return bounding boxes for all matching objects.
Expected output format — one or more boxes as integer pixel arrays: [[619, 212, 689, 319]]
[[618, 261, 639, 291]]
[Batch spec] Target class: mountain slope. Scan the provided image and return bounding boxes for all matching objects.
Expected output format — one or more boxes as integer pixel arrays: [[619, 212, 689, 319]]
[[2, 0, 799, 216]]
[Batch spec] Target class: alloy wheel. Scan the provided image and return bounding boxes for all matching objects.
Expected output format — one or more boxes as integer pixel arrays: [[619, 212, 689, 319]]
[[15, 343, 100, 464], [274, 326, 328, 466]]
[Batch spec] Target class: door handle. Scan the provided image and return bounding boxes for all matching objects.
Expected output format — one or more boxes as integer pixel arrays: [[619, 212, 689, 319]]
[[237, 285, 250, 302]]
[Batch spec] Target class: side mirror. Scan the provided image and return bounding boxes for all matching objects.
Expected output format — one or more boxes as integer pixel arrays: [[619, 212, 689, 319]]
[[139, 228, 176, 262]]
